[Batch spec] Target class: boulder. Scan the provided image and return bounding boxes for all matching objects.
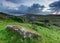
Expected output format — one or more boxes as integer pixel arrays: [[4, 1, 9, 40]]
[[6, 25, 41, 39]]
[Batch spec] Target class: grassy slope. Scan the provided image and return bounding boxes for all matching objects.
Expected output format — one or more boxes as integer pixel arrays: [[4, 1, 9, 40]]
[[0, 15, 60, 43]]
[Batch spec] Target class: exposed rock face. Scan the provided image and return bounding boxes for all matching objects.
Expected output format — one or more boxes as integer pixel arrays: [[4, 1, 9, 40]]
[[6, 25, 41, 39]]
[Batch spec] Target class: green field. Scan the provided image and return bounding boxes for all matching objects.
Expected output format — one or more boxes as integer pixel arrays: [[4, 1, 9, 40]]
[[0, 14, 60, 43]]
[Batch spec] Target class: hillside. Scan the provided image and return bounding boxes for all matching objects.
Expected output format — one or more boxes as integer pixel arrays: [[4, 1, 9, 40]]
[[23, 14, 60, 26], [0, 13, 60, 43]]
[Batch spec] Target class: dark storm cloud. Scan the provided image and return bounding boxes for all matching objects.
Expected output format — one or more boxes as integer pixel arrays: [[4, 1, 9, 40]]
[[6, 0, 24, 3], [0, 3, 45, 14], [0, 0, 45, 14], [49, 0, 60, 12], [7, 5, 28, 14], [31, 4, 45, 9], [0, 0, 58, 14], [27, 3, 45, 14], [0, 4, 7, 12], [49, 1, 60, 7]]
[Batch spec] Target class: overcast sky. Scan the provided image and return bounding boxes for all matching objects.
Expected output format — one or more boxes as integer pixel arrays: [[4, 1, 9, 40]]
[[0, 0, 59, 15]]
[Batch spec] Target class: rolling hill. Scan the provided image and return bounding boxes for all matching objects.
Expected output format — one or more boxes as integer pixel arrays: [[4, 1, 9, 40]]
[[0, 12, 60, 43]]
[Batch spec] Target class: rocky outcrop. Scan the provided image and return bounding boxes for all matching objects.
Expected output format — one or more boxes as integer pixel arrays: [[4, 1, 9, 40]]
[[6, 25, 41, 39]]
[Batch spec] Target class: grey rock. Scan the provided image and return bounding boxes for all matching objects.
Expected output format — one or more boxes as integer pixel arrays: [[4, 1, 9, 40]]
[[6, 25, 41, 39]]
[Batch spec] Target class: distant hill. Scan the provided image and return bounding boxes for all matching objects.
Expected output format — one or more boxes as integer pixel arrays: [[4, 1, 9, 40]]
[[23, 14, 60, 26], [0, 12, 60, 26], [0, 12, 24, 23]]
